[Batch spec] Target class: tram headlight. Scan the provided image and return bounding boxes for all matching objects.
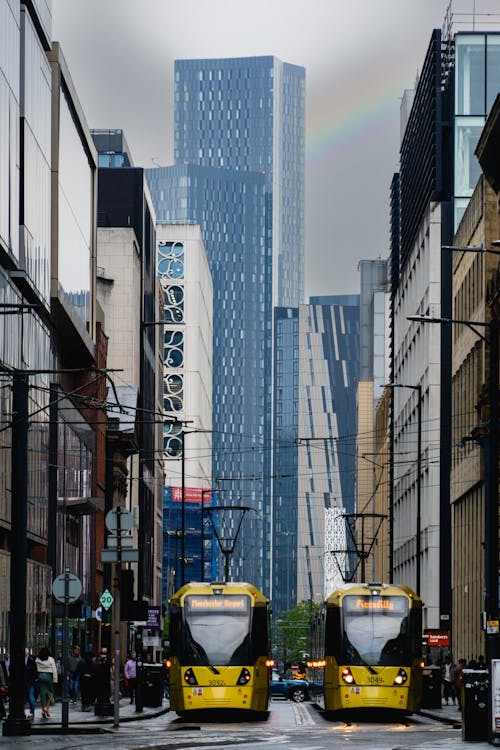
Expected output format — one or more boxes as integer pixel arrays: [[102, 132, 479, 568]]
[[393, 668, 408, 685], [184, 668, 198, 685], [341, 667, 355, 684], [237, 668, 251, 685]]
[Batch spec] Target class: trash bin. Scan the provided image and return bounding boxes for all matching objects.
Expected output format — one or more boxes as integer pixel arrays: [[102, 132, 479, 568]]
[[421, 665, 442, 708], [461, 668, 488, 742], [142, 664, 164, 708]]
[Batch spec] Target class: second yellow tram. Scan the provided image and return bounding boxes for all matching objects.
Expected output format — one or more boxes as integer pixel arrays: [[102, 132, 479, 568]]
[[307, 583, 423, 714], [168, 581, 272, 715]]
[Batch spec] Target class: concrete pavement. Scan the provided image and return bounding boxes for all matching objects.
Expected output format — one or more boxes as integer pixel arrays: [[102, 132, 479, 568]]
[[4, 696, 169, 735], [419, 698, 462, 726]]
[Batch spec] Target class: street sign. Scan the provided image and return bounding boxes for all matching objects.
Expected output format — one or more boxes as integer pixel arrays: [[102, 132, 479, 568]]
[[147, 606, 161, 629], [52, 573, 82, 603], [99, 589, 114, 610], [106, 534, 134, 548], [105, 507, 134, 534], [102, 548, 139, 563]]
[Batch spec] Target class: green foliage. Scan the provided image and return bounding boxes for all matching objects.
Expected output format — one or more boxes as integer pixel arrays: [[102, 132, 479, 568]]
[[272, 600, 321, 670]]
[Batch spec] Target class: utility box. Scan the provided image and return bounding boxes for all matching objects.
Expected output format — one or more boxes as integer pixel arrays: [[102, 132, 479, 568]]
[[421, 665, 442, 708], [142, 664, 164, 708], [462, 669, 488, 742]]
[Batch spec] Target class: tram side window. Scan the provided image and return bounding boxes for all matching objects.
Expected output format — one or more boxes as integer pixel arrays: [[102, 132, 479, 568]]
[[325, 608, 341, 661], [409, 607, 423, 659], [251, 606, 269, 660], [169, 605, 182, 656]]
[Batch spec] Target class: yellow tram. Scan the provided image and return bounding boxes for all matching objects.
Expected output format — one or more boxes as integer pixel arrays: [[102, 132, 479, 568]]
[[167, 581, 272, 715], [307, 583, 423, 714]]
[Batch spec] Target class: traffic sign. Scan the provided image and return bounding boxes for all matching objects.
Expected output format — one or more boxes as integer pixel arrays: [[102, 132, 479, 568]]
[[105, 507, 134, 534], [102, 548, 139, 563], [99, 589, 114, 610], [94, 606, 102, 622], [52, 573, 82, 603]]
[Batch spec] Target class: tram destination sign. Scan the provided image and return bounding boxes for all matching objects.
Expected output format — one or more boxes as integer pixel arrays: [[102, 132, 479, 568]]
[[343, 595, 408, 614], [185, 595, 249, 613]]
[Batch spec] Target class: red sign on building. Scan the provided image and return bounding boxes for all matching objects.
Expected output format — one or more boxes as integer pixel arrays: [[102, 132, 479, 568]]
[[171, 487, 212, 504], [425, 630, 450, 647]]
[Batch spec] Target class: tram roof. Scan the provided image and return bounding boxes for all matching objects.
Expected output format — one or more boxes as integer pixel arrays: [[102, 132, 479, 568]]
[[169, 581, 269, 606]]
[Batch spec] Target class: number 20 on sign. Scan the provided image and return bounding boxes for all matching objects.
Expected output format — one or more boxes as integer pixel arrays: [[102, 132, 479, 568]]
[[99, 589, 114, 610]]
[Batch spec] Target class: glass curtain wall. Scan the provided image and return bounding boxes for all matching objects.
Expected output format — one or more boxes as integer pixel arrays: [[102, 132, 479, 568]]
[[454, 33, 500, 227]]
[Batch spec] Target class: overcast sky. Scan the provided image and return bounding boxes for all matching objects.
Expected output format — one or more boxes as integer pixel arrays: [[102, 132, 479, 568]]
[[52, 0, 500, 299]]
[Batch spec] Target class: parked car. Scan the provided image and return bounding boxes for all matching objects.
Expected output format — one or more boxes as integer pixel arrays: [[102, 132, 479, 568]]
[[270, 671, 310, 702]]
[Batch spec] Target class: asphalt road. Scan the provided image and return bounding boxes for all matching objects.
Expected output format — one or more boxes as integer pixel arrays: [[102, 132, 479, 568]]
[[0, 699, 489, 750]]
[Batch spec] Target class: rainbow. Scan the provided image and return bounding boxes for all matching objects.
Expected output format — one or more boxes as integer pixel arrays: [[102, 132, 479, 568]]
[[306, 66, 415, 168]]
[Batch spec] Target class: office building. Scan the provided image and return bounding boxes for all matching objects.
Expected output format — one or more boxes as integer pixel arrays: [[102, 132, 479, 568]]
[[0, 2, 103, 660], [389, 21, 500, 633], [157, 222, 213, 600], [272, 296, 359, 613], [356, 260, 390, 583], [148, 56, 305, 593], [95, 160, 164, 606]]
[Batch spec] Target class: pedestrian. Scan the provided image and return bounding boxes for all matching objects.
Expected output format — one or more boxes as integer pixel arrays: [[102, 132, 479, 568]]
[[477, 654, 486, 670], [441, 655, 455, 705], [35, 646, 58, 718], [452, 658, 467, 710], [66, 645, 82, 704], [78, 651, 97, 711], [24, 648, 38, 720], [124, 651, 137, 704]]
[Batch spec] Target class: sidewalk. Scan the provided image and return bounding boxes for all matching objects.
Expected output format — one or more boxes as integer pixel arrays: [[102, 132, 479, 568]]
[[419, 699, 462, 726], [16, 697, 170, 735]]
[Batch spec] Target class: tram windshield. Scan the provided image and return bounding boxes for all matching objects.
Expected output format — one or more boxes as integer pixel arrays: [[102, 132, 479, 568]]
[[341, 595, 410, 666], [183, 594, 252, 666]]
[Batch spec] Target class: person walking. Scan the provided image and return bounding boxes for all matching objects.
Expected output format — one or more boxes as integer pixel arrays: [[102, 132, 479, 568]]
[[453, 658, 467, 710], [441, 655, 455, 705], [124, 652, 137, 704], [67, 645, 82, 704], [35, 646, 58, 718], [78, 652, 97, 711], [24, 649, 38, 720]]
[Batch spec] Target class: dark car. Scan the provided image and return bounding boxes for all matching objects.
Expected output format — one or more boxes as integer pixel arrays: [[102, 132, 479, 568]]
[[270, 671, 309, 702]]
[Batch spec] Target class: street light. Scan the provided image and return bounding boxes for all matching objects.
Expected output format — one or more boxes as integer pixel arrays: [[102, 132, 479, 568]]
[[384, 382, 422, 596], [408, 313, 499, 682]]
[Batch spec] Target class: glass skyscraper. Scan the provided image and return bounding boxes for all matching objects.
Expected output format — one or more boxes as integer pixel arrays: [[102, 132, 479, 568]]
[[147, 56, 305, 593], [272, 297, 360, 614]]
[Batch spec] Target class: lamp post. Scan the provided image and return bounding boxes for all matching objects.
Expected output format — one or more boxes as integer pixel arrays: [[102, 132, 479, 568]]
[[384, 382, 422, 596], [3, 371, 31, 736]]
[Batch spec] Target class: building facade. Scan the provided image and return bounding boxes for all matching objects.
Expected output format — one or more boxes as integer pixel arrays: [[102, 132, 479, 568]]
[[272, 296, 359, 612], [95, 164, 164, 606], [147, 163, 269, 590], [0, 1, 104, 659], [356, 260, 390, 583], [449, 175, 498, 659], [389, 24, 500, 635], [157, 222, 213, 599], [148, 56, 305, 594]]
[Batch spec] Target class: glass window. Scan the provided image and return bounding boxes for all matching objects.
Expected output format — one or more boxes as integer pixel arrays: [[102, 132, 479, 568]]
[[58, 87, 92, 326], [183, 595, 251, 665], [487, 36, 500, 113], [455, 35, 485, 116], [341, 595, 411, 666], [454, 117, 484, 197]]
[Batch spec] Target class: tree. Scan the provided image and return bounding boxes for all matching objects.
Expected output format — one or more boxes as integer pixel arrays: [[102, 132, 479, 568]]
[[272, 600, 320, 671]]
